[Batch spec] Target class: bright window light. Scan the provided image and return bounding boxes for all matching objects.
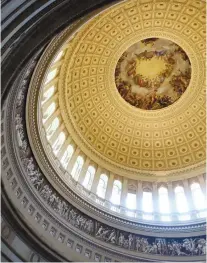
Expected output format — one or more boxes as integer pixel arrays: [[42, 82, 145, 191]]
[[61, 145, 74, 168], [96, 174, 108, 198], [175, 186, 189, 213], [127, 210, 136, 217], [111, 180, 122, 205], [142, 190, 153, 213], [52, 132, 65, 155], [191, 183, 206, 210], [53, 50, 64, 63], [71, 156, 84, 181], [43, 102, 56, 122], [82, 166, 96, 190], [126, 193, 136, 210], [161, 215, 171, 222], [198, 211, 207, 218], [143, 214, 153, 220], [46, 117, 59, 138], [45, 69, 57, 84], [111, 205, 120, 213], [158, 187, 170, 214], [179, 214, 191, 221], [42, 86, 55, 104]]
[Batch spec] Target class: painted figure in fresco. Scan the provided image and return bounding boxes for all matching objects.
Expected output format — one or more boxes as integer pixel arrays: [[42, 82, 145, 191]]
[[48, 193, 57, 206], [24, 157, 35, 175], [141, 38, 158, 46], [115, 38, 191, 110], [96, 226, 104, 237], [57, 200, 64, 215], [107, 229, 116, 244], [40, 185, 50, 198], [69, 209, 77, 225], [52, 196, 59, 210], [85, 219, 94, 234], [152, 242, 158, 254], [197, 238, 206, 255], [157, 240, 162, 254], [172, 241, 187, 256], [80, 217, 87, 230], [128, 234, 134, 250], [167, 242, 174, 255], [136, 237, 142, 252], [182, 238, 196, 255], [119, 233, 125, 247], [33, 176, 43, 190], [124, 239, 129, 249], [142, 238, 149, 253], [100, 229, 111, 240], [155, 50, 167, 57]]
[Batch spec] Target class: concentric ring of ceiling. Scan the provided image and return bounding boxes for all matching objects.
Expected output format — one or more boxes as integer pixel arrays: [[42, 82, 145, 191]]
[[49, 0, 205, 178]]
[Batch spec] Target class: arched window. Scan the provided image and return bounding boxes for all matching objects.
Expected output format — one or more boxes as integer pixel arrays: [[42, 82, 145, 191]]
[[191, 182, 206, 210], [71, 156, 84, 181], [61, 145, 74, 168], [142, 189, 153, 213], [45, 68, 58, 84], [42, 86, 55, 104], [174, 186, 188, 213], [126, 193, 136, 210], [52, 132, 65, 155], [46, 117, 59, 138], [82, 166, 96, 190], [111, 180, 122, 205], [158, 187, 170, 214], [43, 102, 56, 122], [96, 174, 108, 198]]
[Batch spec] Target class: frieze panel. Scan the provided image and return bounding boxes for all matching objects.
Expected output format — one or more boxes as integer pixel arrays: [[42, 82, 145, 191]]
[[95, 222, 206, 256]]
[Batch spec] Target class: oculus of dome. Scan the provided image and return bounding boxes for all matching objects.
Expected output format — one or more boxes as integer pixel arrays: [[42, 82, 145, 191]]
[[115, 38, 191, 110]]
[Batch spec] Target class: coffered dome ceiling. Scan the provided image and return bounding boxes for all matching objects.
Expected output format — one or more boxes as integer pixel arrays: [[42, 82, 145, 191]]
[[37, 0, 205, 179]]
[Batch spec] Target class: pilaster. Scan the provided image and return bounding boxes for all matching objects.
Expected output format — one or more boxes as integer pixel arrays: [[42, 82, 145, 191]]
[[105, 172, 114, 202], [167, 182, 178, 221], [136, 180, 143, 211], [120, 178, 128, 207], [43, 109, 60, 130], [91, 166, 102, 193], [66, 147, 81, 172], [78, 157, 91, 184]]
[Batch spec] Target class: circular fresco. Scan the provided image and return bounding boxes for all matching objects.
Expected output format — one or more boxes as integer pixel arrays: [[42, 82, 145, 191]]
[[115, 38, 191, 110]]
